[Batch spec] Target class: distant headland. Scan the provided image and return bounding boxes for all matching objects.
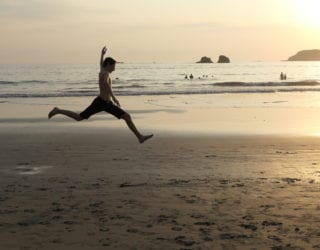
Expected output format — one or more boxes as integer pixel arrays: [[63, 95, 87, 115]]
[[288, 49, 320, 61]]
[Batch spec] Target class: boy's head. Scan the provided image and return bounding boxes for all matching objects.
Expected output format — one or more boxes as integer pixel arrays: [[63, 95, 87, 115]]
[[102, 57, 116, 72]]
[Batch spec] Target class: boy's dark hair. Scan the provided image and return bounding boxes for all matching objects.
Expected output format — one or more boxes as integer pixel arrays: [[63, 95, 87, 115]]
[[103, 57, 116, 67]]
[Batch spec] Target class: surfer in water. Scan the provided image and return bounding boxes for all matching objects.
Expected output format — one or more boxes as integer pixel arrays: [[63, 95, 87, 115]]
[[48, 46, 153, 144]]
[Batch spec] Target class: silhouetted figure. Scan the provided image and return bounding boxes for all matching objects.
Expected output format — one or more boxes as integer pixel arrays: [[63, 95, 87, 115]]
[[189, 74, 194, 79], [48, 46, 153, 144], [284, 74, 287, 80], [280, 72, 284, 80], [185, 74, 188, 79]]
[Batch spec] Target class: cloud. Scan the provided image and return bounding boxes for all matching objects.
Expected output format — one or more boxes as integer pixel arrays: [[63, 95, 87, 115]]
[[0, 0, 66, 20], [0, 0, 116, 22], [177, 21, 237, 30], [177, 21, 299, 32]]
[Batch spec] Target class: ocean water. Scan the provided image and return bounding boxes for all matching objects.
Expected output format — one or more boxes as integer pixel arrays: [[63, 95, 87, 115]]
[[1, 61, 320, 99]]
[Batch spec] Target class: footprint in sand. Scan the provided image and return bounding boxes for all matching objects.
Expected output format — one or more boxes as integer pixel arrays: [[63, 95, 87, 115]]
[[194, 221, 215, 226], [260, 204, 275, 209], [219, 179, 229, 185], [89, 201, 104, 207], [109, 215, 132, 220], [175, 194, 203, 204], [262, 220, 283, 227], [86, 183, 101, 190], [52, 215, 62, 220], [268, 235, 282, 242], [171, 226, 183, 231], [63, 220, 75, 225], [220, 233, 250, 240], [126, 228, 155, 236], [168, 179, 191, 186], [174, 236, 196, 247], [212, 198, 227, 206], [0, 196, 9, 202], [157, 214, 178, 224], [119, 182, 147, 188], [281, 178, 301, 184], [240, 223, 258, 231], [205, 154, 217, 158], [52, 238, 62, 244], [190, 213, 207, 219], [52, 207, 64, 212], [99, 238, 111, 247], [202, 235, 213, 241], [232, 183, 245, 187], [112, 158, 129, 161]]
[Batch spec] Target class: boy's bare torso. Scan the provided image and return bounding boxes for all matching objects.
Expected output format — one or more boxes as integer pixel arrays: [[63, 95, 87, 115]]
[[98, 70, 112, 101]]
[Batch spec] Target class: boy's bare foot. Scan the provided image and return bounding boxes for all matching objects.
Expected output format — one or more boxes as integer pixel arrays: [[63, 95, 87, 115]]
[[139, 134, 153, 144], [48, 107, 59, 119]]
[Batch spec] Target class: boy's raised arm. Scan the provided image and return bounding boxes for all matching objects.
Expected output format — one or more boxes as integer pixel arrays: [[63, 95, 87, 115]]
[[100, 46, 107, 67]]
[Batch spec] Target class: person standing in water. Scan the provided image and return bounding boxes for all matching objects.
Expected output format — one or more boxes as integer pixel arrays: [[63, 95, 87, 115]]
[[48, 46, 153, 144]]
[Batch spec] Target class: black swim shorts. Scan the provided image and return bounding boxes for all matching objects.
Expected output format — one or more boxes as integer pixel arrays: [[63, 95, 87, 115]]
[[80, 96, 126, 119]]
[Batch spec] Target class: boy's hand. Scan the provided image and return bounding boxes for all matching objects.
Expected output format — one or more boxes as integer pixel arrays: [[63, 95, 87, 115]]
[[101, 46, 107, 55], [114, 98, 121, 107]]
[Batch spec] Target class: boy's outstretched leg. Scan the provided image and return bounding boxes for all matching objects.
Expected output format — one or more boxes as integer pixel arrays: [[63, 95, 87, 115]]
[[121, 113, 153, 144], [48, 107, 84, 121]]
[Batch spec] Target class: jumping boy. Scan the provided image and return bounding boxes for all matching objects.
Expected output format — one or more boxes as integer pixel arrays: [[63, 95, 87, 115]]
[[48, 46, 153, 144]]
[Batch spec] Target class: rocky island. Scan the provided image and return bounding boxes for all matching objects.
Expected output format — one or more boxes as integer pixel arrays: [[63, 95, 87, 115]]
[[196, 56, 213, 63], [217, 55, 230, 63], [288, 49, 320, 61]]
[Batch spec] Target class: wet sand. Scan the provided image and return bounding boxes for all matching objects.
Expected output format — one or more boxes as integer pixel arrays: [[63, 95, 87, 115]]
[[0, 96, 320, 249], [0, 127, 320, 249]]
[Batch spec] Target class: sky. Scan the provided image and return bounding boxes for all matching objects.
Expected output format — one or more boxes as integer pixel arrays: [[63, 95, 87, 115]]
[[1, 0, 320, 63]]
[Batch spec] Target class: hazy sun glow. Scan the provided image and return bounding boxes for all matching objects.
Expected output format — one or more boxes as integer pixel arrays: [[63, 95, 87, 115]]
[[294, 0, 320, 28], [1, 0, 320, 63]]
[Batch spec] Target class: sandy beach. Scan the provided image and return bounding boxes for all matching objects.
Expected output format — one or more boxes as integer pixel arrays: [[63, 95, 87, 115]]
[[0, 95, 320, 249]]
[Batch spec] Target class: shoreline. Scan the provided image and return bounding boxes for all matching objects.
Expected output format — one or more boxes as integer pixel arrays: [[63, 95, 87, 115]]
[[1, 94, 320, 136]]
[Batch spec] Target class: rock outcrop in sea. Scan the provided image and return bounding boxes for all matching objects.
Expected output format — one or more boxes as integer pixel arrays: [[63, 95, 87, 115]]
[[217, 55, 230, 63], [196, 56, 213, 63], [288, 49, 320, 61]]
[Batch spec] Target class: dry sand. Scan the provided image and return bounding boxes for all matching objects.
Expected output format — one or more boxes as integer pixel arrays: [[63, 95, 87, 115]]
[[0, 96, 320, 249]]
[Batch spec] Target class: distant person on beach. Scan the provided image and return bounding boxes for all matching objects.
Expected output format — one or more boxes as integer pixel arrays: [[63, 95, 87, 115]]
[[185, 74, 188, 79], [280, 72, 287, 80], [48, 46, 153, 144], [189, 74, 194, 79]]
